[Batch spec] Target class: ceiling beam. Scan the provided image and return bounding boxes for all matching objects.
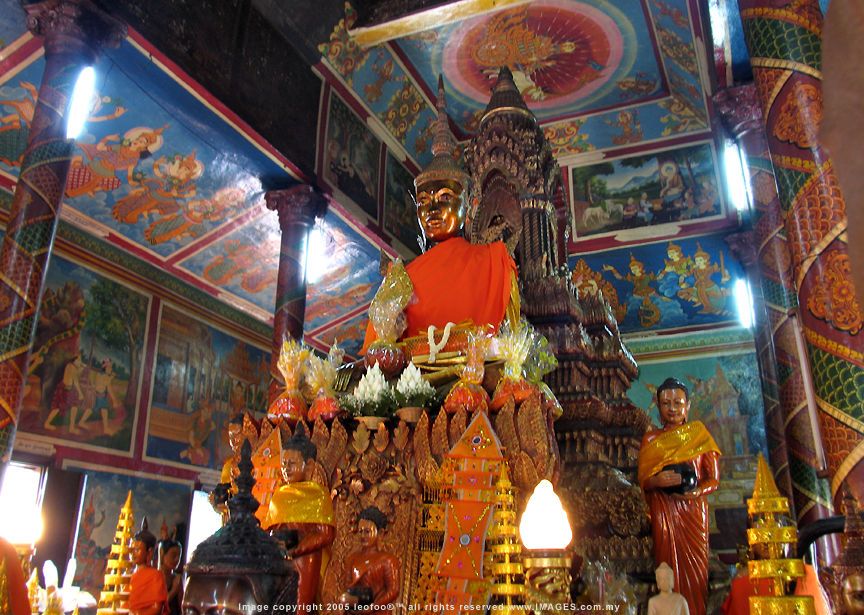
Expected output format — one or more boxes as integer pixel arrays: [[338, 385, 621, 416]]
[[348, 0, 532, 47]]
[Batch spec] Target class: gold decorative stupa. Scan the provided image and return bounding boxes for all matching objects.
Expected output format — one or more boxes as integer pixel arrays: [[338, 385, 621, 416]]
[[489, 466, 523, 613], [97, 491, 135, 615], [746, 454, 814, 614]]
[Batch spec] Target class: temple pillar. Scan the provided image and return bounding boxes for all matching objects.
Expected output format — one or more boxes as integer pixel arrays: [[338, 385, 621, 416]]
[[739, 0, 864, 508], [716, 85, 836, 534], [264, 185, 327, 406], [0, 0, 124, 475]]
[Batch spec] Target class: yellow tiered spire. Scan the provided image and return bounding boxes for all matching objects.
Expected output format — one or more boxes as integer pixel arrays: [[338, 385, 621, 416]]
[[97, 491, 135, 615], [489, 466, 524, 614], [746, 454, 815, 614]]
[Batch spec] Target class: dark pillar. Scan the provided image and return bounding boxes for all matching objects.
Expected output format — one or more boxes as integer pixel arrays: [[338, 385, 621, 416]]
[[0, 0, 124, 475], [264, 185, 327, 406], [739, 0, 864, 509]]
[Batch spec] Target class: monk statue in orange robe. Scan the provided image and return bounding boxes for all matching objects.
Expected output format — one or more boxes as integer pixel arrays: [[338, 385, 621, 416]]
[[362, 76, 517, 355], [638, 377, 720, 615], [338, 506, 401, 608], [262, 427, 335, 609], [127, 521, 167, 615]]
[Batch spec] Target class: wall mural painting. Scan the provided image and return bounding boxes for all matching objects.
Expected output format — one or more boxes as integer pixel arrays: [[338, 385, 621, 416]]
[[570, 233, 744, 334], [310, 311, 370, 362], [383, 152, 420, 255], [145, 306, 269, 471], [629, 350, 768, 552], [17, 256, 149, 452], [72, 468, 191, 596], [0, 51, 265, 257], [304, 214, 383, 336], [323, 93, 381, 220], [571, 141, 722, 238]]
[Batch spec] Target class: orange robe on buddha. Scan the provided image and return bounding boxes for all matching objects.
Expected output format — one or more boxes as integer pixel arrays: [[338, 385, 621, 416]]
[[363, 237, 516, 350], [638, 421, 721, 615], [128, 566, 167, 615]]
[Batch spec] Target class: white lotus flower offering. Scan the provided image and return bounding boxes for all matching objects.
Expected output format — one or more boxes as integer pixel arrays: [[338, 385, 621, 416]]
[[395, 362, 435, 407]]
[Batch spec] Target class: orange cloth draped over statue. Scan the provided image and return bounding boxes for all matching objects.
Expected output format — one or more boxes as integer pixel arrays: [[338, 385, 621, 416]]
[[128, 566, 167, 615], [639, 421, 721, 615], [362, 237, 516, 351]]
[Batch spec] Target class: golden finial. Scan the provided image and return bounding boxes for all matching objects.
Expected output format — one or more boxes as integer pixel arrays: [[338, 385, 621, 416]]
[[414, 75, 469, 192]]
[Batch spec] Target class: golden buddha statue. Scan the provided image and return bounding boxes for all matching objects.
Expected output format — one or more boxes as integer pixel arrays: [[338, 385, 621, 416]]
[[362, 76, 517, 360]]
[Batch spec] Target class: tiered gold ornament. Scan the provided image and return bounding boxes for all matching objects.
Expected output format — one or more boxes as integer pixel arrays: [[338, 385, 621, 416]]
[[97, 491, 135, 615], [489, 466, 523, 613], [746, 454, 814, 615]]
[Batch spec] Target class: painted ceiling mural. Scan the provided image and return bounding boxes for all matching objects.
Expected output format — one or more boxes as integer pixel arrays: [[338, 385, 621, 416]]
[[318, 0, 710, 166], [1, 0, 721, 361], [0, 6, 386, 358]]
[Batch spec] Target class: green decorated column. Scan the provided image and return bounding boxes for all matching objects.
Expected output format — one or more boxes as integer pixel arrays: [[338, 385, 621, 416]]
[[0, 0, 124, 478], [715, 85, 835, 536], [739, 0, 864, 509]]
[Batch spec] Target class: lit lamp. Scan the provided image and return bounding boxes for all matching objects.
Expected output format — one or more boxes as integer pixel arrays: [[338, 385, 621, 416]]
[[519, 480, 573, 609], [0, 507, 43, 578]]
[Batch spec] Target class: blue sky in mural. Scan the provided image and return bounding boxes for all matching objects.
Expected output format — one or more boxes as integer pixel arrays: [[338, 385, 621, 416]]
[[572, 232, 746, 334]]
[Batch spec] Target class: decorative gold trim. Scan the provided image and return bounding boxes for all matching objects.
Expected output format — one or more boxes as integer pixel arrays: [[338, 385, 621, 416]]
[[348, 0, 533, 47], [832, 439, 864, 498]]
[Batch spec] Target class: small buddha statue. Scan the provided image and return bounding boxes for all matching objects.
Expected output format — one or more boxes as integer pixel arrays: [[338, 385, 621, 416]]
[[262, 426, 335, 609], [648, 562, 689, 615], [338, 506, 400, 608], [127, 520, 167, 615]]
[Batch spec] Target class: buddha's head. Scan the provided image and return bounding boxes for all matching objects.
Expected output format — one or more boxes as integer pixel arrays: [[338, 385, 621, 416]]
[[416, 178, 466, 244], [356, 506, 389, 550], [655, 562, 674, 593], [281, 425, 317, 483], [414, 76, 469, 249], [656, 377, 690, 428], [132, 519, 157, 567]]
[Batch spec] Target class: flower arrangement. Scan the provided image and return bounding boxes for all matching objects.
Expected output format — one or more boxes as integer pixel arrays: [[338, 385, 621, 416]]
[[339, 363, 397, 418], [394, 362, 438, 409]]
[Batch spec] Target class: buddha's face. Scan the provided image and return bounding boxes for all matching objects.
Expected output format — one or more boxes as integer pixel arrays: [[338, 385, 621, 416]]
[[281, 448, 307, 483], [843, 574, 864, 615], [357, 519, 379, 549], [132, 540, 153, 566], [416, 179, 465, 244], [658, 387, 689, 427], [655, 568, 674, 593]]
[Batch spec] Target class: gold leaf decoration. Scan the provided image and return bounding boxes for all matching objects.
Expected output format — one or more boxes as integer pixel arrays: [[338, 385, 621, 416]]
[[448, 407, 467, 449], [513, 450, 539, 491], [373, 422, 390, 452], [394, 420, 410, 451], [494, 396, 520, 460], [516, 391, 548, 477], [352, 421, 370, 455], [431, 410, 449, 461], [320, 417, 348, 482]]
